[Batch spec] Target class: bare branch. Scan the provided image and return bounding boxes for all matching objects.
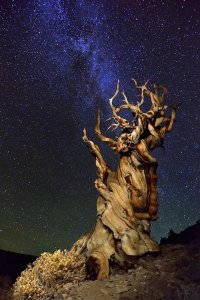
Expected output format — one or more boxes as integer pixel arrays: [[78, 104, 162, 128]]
[[154, 84, 168, 105], [83, 128, 110, 181], [165, 107, 177, 133], [95, 110, 117, 151], [109, 81, 130, 128], [121, 90, 141, 115], [132, 78, 149, 109]]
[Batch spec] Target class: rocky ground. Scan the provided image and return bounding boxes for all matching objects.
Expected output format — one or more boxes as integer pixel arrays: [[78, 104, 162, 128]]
[[47, 221, 200, 300], [1, 221, 200, 300], [54, 238, 200, 299]]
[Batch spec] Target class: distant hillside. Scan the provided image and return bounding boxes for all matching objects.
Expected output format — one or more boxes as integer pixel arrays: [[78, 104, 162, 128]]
[[0, 249, 37, 299], [0, 249, 37, 282], [160, 220, 200, 245]]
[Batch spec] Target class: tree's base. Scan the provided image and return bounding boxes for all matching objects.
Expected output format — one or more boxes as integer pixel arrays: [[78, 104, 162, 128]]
[[74, 219, 160, 280]]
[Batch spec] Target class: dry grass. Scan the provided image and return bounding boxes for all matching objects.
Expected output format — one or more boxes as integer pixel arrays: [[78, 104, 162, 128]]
[[12, 249, 86, 299]]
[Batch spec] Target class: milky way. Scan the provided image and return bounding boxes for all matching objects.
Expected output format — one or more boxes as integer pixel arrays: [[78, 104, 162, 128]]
[[1, 0, 200, 255]]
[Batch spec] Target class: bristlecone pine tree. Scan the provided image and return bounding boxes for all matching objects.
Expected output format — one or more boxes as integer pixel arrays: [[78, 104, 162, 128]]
[[76, 79, 177, 280]]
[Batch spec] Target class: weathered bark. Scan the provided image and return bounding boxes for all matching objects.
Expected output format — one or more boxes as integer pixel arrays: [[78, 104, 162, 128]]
[[75, 80, 177, 280]]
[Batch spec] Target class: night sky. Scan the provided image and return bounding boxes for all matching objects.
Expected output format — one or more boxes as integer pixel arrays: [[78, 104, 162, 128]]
[[1, 0, 200, 256]]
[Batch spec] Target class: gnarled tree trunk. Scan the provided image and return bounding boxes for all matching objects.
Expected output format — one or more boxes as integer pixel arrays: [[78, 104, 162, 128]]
[[74, 80, 177, 280]]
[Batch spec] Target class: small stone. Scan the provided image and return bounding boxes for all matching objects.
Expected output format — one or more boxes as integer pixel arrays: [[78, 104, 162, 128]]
[[115, 285, 130, 294], [57, 287, 64, 294], [105, 282, 114, 288], [101, 288, 110, 295], [115, 274, 123, 279], [63, 283, 73, 290]]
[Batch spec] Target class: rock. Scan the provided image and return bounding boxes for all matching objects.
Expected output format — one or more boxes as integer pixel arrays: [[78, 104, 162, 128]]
[[63, 282, 73, 290], [57, 287, 65, 294], [100, 288, 110, 295], [115, 274, 123, 279], [115, 285, 130, 294], [105, 282, 114, 288]]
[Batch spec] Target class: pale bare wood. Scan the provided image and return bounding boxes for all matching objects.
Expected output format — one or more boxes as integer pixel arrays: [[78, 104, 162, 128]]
[[79, 80, 177, 280], [95, 110, 117, 151]]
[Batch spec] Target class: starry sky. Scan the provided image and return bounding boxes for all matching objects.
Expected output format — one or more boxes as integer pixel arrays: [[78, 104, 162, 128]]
[[1, 0, 200, 256]]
